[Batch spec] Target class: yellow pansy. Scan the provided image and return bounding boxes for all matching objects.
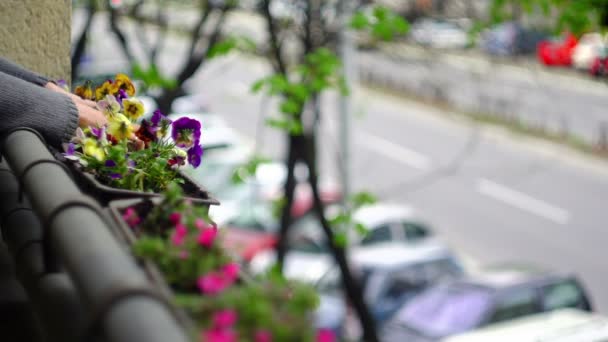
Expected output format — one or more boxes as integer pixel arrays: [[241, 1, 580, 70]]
[[82, 138, 106, 162], [95, 81, 113, 101], [107, 113, 134, 141], [122, 98, 145, 121], [74, 81, 94, 100], [112, 73, 136, 97]]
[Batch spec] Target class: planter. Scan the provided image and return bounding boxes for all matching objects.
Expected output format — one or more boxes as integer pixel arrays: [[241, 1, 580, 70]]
[[107, 198, 319, 341], [54, 151, 219, 206], [106, 197, 197, 334]]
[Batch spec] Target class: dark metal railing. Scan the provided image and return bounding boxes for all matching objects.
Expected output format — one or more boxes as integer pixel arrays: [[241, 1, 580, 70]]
[[0, 128, 188, 342]]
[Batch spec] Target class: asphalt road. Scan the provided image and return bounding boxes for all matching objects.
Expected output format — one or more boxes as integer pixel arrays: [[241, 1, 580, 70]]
[[77, 11, 608, 313]]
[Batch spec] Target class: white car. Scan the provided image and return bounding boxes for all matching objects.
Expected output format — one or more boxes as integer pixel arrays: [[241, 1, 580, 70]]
[[443, 309, 608, 342], [248, 203, 436, 282], [572, 33, 606, 70]]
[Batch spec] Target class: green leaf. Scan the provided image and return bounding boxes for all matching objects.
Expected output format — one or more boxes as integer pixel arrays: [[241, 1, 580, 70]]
[[280, 99, 301, 115], [355, 222, 370, 237], [350, 191, 377, 209], [207, 37, 238, 58], [350, 11, 370, 30], [333, 232, 348, 248]]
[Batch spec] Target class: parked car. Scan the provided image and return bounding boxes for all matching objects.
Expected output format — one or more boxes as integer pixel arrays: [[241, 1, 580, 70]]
[[248, 203, 438, 280], [443, 308, 608, 342], [572, 33, 606, 70], [381, 266, 592, 341], [315, 242, 464, 335], [480, 22, 547, 56], [537, 33, 578, 66], [410, 19, 469, 49]]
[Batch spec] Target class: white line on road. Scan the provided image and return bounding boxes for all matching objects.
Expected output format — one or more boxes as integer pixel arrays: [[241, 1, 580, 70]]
[[477, 178, 570, 225], [360, 132, 432, 171]]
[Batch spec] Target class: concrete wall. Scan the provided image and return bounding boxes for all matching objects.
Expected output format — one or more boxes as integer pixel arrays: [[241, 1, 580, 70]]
[[0, 0, 71, 81]]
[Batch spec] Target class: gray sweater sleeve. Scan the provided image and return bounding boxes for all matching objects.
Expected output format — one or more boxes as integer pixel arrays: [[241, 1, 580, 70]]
[[0, 57, 50, 87], [0, 71, 78, 147]]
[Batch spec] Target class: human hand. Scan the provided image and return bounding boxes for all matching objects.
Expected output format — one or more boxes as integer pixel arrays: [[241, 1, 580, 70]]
[[45, 81, 97, 108]]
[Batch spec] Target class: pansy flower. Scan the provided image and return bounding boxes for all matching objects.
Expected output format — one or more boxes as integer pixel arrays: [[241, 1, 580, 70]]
[[112, 73, 136, 97], [134, 120, 157, 146], [107, 113, 134, 141], [150, 110, 172, 139], [187, 144, 203, 168], [82, 138, 105, 162], [171, 117, 201, 148], [62, 142, 79, 161], [56, 79, 70, 92], [74, 80, 94, 100], [95, 80, 114, 101], [122, 98, 145, 121], [97, 94, 121, 117]]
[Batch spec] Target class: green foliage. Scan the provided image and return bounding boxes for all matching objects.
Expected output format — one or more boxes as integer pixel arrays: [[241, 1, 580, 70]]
[[132, 63, 177, 91], [326, 190, 377, 246], [207, 35, 258, 59], [351, 5, 410, 41], [231, 155, 272, 185], [489, 0, 608, 35], [176, 276, 318, 341]]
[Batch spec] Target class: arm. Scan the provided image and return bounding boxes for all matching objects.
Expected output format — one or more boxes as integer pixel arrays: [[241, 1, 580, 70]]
[[0, 57, 50, 86], [0, 71, 78, 146]]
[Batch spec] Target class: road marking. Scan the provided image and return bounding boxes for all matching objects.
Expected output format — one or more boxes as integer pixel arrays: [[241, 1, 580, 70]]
[[359, 132, 432, 170], [477, 178, 570, 225]]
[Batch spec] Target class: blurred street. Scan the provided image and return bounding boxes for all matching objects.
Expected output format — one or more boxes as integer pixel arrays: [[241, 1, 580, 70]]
[[76, 8, 608, 315]]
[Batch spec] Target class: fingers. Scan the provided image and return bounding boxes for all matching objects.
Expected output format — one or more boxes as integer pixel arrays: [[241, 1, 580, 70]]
[[76, 102, 108, 128]]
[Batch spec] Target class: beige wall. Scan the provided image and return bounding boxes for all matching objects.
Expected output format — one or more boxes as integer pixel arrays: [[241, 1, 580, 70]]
[[0, 0, 71, 81]]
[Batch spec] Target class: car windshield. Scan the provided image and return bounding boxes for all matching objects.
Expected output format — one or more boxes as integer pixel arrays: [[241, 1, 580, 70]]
[[395, 284, 492, 338]]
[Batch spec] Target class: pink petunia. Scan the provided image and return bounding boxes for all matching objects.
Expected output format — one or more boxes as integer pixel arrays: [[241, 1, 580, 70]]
[[197, 272, 228, 295], [201, 328, 237, 342], [316, 329, 335, 342], [222, 263, 240, 281], [178, 250, 189, 260], [254, 330, 272, 342], [212, 309, 238, 329], [195, 218, 213, 230], [122, 207, 140, 228], [171, 223, 188, 246], [197, 227, 217, 248], [169, 212, 182, 225]]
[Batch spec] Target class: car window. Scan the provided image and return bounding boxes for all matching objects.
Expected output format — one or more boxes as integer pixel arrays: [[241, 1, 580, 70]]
[[360, 224, 392, 245], [403, 222, 430, 240], [489, 288, 539, 324], [542, 280, 586, 311], [384, 275, 427, 301], [316, 268, 341, 295]]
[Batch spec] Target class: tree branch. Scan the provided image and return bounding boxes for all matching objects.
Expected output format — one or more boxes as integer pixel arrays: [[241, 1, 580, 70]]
[[108, 5, 135, 64], [71, 0, 96, 83], [261, 0, 287, 74]]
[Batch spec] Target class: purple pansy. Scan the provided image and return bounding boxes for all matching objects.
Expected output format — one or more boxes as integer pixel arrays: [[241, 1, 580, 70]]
[[105, 159, 117, 167], [187, 144, 203, 168], [63, 143, 78, 161], [171, 117, 201, 148], [110, 173, 122, 179], [91, 126, 106, 141], [117, 89, 128, 102]]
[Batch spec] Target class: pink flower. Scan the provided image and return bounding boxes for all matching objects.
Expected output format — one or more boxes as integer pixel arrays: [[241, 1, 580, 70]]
[[316, 329, 335, 342], [254, 330, 272, 342], [212, 309, 237, 329], [222, 263, 239, 281], [171, 223, 188, 246], [197, 272, 228, 295], [201, 328, 237, 342], [169, 212, 181, 225], [195, 218, 210, 230], [197, 227, 217, 248], [122, 207, 140, 228], [178, 250, 189, 260]]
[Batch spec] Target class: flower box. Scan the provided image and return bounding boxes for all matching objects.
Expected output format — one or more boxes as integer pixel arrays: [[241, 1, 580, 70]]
[[106, 190, 324, 341], [56, 150, 219, 206]]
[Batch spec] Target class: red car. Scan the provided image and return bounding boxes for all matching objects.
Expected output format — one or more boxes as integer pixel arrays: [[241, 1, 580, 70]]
[[537, 33, 578, 66], [221, 183, 342, 262]]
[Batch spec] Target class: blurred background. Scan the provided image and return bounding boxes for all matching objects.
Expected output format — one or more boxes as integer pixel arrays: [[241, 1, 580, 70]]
[[70, 0, 608, 340]]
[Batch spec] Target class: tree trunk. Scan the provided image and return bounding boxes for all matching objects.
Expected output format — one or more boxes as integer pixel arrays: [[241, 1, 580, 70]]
[[301, 131, 379, 342], [155, 86, 186, 115], [275, 134, 301, 269], [71, 0, 96, 84]]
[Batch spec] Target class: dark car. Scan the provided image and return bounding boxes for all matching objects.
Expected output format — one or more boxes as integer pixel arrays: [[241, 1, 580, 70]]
[[381, 266, 592, 342]]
